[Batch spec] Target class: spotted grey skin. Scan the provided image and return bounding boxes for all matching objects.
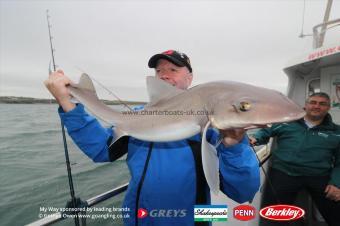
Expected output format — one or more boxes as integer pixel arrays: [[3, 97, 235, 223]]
[[68, 74, 305, 194], [68, 74, 304, 142]]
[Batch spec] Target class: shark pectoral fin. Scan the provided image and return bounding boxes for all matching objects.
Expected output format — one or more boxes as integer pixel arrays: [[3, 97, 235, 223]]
[[202, 121, 220, 195], [146, 76, 185, 106]]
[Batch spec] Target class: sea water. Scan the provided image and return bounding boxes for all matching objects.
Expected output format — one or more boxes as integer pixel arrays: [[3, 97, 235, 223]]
[[0, 104, 130, 226]]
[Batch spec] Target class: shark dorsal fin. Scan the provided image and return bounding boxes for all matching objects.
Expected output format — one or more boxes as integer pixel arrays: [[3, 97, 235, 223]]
[[146, 76, 185, 106]]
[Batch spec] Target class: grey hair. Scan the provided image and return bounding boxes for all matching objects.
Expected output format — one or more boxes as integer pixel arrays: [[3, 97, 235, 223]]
[[306, 92, 330, 102]]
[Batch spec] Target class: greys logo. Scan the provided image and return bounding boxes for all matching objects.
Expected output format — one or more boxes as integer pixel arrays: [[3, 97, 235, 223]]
[[140, 209, 187, 218]]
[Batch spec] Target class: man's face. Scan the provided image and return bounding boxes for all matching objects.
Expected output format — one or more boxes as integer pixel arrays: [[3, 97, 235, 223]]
[[155, 59, 193, 90], [304, 96, 330, 121]]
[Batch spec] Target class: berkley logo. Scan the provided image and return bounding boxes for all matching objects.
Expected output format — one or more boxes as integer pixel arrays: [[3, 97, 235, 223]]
[[259, 205, 305, 221], [233, 205, 256, 221]]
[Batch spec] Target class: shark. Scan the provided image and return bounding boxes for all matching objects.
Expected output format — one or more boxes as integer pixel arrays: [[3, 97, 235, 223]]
[[67, 74, 305, 194]]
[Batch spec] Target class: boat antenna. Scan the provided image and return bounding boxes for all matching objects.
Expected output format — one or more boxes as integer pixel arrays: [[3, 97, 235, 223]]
[[46, 9, 80, 226], [317, 0, 333, 48], [299, 0, 312, 38]]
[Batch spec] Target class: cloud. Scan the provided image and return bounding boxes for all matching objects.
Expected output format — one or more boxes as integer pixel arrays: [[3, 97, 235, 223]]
[[1, 0, 339, 100]]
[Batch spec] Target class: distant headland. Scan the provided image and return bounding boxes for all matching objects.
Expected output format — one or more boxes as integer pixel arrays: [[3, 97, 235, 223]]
[[0, 96, 146, 105]]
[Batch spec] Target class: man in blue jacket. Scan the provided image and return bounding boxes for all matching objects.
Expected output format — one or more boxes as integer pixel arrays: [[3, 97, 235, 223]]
[[45, 50, 260, 226]]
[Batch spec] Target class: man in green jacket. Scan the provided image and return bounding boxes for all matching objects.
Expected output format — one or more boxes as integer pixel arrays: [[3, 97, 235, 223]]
[[250, 92, 340, 226]]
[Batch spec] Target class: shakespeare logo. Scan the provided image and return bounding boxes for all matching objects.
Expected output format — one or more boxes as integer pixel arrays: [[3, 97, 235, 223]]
[[194, 205, 228, 222]]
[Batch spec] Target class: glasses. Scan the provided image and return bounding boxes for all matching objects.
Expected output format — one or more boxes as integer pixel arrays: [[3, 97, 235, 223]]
[[307, 101, 330, 106]]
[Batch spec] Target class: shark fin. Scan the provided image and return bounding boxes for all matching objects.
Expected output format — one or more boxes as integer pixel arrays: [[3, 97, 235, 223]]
[[146, 76, 185, 106], [75, 73, 97, 95], [202, 121, 220, 195], [68, 74, 123, 126]]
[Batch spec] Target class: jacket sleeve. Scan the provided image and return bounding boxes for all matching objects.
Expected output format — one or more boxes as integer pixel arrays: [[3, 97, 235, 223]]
[[58, 104, 112, 162], [207, 129, 260, 203], [253, 125, 279, 145]]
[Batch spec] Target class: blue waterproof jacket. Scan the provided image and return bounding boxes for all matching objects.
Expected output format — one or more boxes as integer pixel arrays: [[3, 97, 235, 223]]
[[59, 104, 260, 226]]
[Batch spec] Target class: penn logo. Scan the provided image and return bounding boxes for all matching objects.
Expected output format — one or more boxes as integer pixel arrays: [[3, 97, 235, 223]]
[[233, 205, 256, 221], [137, 208, 148, 219], [259, 205, 305, 221]]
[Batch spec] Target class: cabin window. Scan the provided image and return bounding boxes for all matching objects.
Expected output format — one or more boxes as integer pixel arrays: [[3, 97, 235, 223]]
[[307, 79, 321, 97], [331, 75, 340, 109]]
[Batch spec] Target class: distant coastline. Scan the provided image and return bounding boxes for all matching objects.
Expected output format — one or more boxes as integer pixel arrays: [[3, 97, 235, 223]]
[[0, 96, 146, 105]]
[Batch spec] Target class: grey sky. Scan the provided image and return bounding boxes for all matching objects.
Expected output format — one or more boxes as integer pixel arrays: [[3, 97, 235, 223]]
[[0, 0, 339, 101]]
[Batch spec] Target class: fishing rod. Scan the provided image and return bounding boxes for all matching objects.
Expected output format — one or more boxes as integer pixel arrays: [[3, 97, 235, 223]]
[[246, 134, 281, 204], [46, 9, 80, 226]]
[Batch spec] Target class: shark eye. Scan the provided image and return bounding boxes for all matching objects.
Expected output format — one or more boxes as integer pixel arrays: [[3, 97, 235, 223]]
[[239, 101, 251, 112]]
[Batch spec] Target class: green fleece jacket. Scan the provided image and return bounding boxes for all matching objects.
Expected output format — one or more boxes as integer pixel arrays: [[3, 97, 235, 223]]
[[254, 114, 340, 187]]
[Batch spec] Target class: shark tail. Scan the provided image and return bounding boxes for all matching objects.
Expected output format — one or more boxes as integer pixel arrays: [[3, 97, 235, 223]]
[[68, 73, 125, 127]]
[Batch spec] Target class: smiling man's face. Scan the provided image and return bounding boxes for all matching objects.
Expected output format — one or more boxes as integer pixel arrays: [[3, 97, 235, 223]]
[[305, 95, 330, 121], [155, 59, 192, 90]]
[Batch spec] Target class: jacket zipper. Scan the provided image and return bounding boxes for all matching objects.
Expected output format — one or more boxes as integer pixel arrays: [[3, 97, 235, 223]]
[[135, 142, 154, 226]]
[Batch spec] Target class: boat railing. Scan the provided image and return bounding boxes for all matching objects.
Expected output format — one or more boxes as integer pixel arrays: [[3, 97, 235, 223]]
[[313, 18, 340, 48], [26, 145, 269, 226], [26, 183, 129, 226]]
